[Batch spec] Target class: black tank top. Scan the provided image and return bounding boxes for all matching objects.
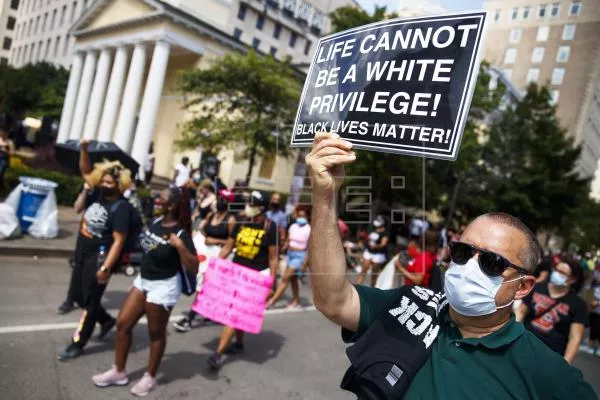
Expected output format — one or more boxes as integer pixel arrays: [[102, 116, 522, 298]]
[[204, 213, 230, 240]]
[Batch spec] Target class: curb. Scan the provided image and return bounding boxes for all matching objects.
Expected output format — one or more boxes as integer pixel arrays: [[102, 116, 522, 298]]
[[0, 245, 73, 258]]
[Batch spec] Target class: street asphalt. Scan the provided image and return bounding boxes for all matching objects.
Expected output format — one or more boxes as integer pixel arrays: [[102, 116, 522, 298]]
[[0, 256, 598, 400]]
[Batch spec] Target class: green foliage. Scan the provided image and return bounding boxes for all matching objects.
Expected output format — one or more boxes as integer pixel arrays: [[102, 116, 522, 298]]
[[4, 167, 82, 206], [562, 196, 600, 252], [177, 51, 302, 183], [329, 5, 396, 33], [0, 62, 69, 119]]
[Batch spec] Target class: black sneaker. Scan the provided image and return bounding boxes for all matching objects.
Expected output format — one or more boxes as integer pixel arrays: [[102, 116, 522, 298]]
[[57, 301, 75, 315], [226, 342, 245, 354], [98, 317, 116, 340], [58, 344, 83, 361], [207, 352, 226, 371], [173, 318, 192, 333]]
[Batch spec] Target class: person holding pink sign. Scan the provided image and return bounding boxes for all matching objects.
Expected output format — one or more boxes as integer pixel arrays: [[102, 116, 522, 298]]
[[92, 187, 197, 397], [206, 190, 278, 371]]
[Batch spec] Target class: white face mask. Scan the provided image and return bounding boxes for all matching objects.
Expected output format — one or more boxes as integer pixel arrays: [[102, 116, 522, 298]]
[[244, 204, 261, 218], [444, 258, 523, 317], [550, 271, 568, 287]]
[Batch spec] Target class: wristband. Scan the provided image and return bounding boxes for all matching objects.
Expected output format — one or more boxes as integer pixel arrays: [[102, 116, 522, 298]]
[[100, 265, 110, 273]]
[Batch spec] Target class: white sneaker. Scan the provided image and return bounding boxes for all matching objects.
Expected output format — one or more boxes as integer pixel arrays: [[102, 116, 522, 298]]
[[92, 366, 129, 387], [130, 372, 157, 397], [579, 344, 596, 355]]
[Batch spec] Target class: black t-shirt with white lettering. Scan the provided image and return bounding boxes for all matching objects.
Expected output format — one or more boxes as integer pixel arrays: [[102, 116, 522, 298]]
[[231, 217, 277, 271], [139, 218, 196, 280], [523, 282, 589, 356], [76, 188, 130, 254]]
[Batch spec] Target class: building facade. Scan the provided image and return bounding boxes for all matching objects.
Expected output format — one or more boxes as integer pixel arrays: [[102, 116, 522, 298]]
[[482, 0, 600, 179], [397, 0, 446, 17], [0, 0, 20, 65]]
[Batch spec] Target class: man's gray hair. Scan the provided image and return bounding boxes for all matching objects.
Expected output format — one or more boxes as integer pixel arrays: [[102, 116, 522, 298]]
[[479, 212, 542, 272]]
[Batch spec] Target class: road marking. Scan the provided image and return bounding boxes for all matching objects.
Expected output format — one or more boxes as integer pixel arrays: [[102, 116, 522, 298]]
[[0, 306, 317, 335]]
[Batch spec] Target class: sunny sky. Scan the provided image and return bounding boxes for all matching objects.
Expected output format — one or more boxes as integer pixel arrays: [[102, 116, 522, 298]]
[[356, 0, 484, 13]]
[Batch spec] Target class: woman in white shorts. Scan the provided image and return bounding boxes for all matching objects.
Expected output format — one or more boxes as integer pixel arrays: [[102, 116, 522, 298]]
[[92, 187, 197, 397], [356, 216, 389, 286]]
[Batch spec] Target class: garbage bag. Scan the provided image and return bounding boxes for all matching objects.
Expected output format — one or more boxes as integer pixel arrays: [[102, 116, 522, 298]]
[[28, 189, 59, 239], [4, 183, 23, 212], [0, 203, 21, 239], [375, 255, 402, 290]]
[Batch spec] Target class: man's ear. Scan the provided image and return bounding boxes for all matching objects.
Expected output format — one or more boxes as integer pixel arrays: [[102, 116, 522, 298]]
[[514, 276, 536, 300]]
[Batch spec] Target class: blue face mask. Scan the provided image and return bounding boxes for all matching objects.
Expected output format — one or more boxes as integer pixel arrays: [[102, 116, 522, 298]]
[[296, 217, 307, 226]]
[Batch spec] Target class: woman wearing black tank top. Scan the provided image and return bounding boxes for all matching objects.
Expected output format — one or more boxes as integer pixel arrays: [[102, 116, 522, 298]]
[[173, 196, 236, 332]]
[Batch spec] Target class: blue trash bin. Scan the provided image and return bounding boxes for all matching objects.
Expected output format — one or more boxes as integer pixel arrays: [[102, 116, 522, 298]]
[[16, 177, 58, 231]]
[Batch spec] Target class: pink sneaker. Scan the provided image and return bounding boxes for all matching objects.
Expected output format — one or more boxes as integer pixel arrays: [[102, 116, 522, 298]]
[[130, 372, 157, 397], [92, 365, 129, 387]]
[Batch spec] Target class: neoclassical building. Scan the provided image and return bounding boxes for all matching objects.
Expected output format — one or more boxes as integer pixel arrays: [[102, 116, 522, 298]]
[[57, 0, 296, 192]]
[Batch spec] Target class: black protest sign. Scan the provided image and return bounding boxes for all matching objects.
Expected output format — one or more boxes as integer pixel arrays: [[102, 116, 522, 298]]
[[290, 12, 488, 160]]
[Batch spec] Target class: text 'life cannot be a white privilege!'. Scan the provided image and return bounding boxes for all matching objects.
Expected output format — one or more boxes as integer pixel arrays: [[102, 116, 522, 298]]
[[290, 11, 488, 160]]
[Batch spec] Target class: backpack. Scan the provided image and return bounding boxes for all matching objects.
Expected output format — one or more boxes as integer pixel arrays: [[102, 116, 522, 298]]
[[110, 199, 144, 254], [176, 228, 197, 296]]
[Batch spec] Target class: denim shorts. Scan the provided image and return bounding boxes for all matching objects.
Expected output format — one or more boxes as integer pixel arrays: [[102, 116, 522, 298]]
[[287, 250, 307, 270], [133, 273, 181, 309]]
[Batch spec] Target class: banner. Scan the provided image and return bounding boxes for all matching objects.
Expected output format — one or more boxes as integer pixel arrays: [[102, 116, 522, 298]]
[[290, 11, 488, 160], [191, 257, 274, 334]]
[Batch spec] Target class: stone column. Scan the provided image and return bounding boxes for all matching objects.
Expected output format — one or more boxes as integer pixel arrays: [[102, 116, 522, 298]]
[[68, 50, 98, 140], [114, 43, 146, 152], [97, 46, 129, 142], [131, 41, 171, 177], [56, 52, 84, 143], [82, 48, 112, 140]]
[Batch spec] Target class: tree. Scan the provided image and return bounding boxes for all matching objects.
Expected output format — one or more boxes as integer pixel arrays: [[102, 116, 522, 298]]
[[476, 84, 589, 233], [0, 62, 69, 119], [329, 5, 395, 32], [177, 51, 301, 184]]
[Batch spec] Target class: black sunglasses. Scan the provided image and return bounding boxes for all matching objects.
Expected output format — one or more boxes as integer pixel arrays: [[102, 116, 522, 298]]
[[449, 241, 531, 277]]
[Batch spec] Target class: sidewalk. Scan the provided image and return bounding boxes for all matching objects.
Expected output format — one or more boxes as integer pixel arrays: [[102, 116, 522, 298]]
[[0, 206, 78, 257]]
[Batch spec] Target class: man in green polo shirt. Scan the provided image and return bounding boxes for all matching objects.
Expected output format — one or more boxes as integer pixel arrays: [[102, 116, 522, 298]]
[[305, 132, 596, 399]]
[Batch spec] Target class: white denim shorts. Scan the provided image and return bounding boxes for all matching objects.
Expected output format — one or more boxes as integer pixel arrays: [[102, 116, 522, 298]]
[[133, 273, 181, 309], [363, 250, 387, 265]]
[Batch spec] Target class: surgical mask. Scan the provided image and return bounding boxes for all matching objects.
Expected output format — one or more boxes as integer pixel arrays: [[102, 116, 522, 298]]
[[245, 204, 261, 217], [373, 220, 383, 228], [296, 217, 307, 226], [101, 186, 118, 197], [550, 271, 568, 286], [444, 258, 523, 317], [270, 203, 281, 210]]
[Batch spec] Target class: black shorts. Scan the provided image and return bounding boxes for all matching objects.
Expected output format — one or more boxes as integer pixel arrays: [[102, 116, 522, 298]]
[[590, 312, 600, 341]]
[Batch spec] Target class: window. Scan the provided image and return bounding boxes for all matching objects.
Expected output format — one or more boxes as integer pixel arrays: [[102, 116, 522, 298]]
[[494, 9, 501, 22], [527, 68, 540, 83], [536, 26, 550, 41], [270, 46, 277, 56], [51, 9, 57, 30], [37, 40, 42, 60], [509, 28, 522, 43], [23, 44, 28, 63], [273, 23, 282, 39], [531, 47, 545, 63], [504, 48, 517, 64], [550, 90, 559, 105], [54, 36, 60, 57], [562, 24, 576, 40], [7, 17, 16, 30], [258, 153, 276, 179], [233, 28, 242, 40], [252, 37, 260, 49], [550, 3, 560, 18], [70, 1, 77, 22], [522, 6, 531, 19], [289, 31, 297, 48], [556, 46, 570, 62], [27, 18, 32, 36], [551, 68, 565, 84], [1, 57, 8, 66], [45, 38, 51, 57], [30, 42, 36, 61], [3, 37, 12, 50], [42, 13, 47, 32], [34, 15, 39, 34], [63, 35, 69, 56], [60, 5, 66, 25], [569, 1, 581, 16], [10, 0, 19, 10], [511, 7, 519, 20], [538, 4, 547, 18], [256, 13, 265, 30], [237, 3, 246, 20], [304, 39, 312, 55]]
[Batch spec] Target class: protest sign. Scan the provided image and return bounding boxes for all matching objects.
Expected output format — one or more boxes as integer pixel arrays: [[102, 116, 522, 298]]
[[192, 257, 274, 334], [290, 11, 488, 160]]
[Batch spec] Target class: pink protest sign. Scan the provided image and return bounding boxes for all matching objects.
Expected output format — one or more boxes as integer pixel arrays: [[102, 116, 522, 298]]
[[191, 257, 274, 334]]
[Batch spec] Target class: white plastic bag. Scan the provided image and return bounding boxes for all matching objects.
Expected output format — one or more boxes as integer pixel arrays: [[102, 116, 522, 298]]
[[375, 255, 402, 290], [28, 189, 59, 239], [0, 203, 21, 239], [4, 183, 23, 212]]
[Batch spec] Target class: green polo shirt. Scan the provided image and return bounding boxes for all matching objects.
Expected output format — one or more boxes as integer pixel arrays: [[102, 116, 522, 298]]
[[343, 285, 597, 400]]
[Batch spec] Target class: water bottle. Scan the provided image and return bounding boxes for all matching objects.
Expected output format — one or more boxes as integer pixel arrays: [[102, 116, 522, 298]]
[[97, 245, 107, 270]]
